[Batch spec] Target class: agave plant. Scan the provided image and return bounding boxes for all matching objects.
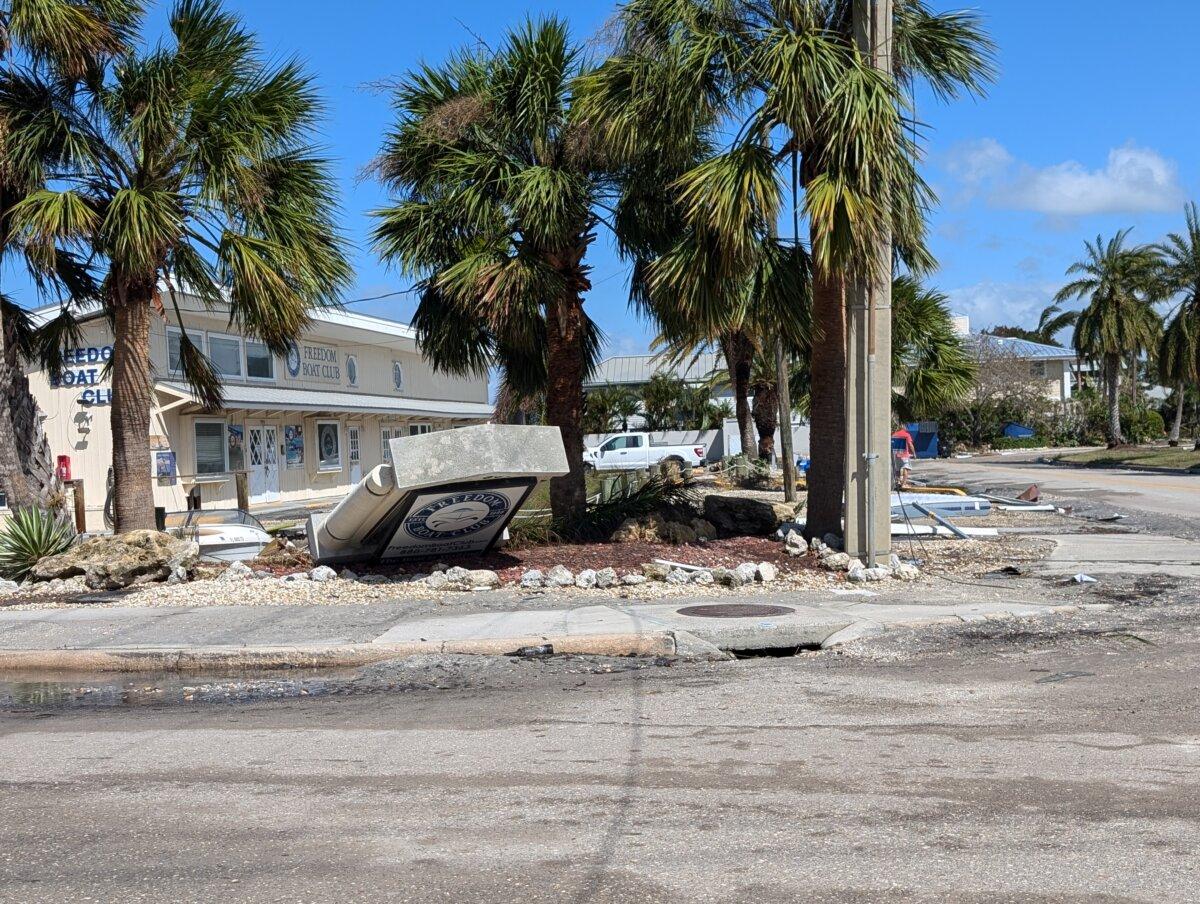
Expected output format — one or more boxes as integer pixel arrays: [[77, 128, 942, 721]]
[[0, 507, 74, 580]]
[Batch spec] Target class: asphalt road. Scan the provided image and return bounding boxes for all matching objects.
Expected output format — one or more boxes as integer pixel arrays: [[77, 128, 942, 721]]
[[913, 452, 1200, 537], [2, 588, 1198, 903]]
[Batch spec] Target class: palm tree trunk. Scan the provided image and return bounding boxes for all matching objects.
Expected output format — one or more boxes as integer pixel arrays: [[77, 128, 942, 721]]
[[0, 311, 38, 510], [751, 378, 778, 461], [806, 265, 847, 540], [720, 330, 756, 457], [110, 280, 158, 532], [1168, 384, 1184, 446], [544, 290, 588, 523], [1104, 352, 1124, 446]]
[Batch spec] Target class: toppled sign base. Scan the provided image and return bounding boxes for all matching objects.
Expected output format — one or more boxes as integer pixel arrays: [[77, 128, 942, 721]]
[[308, 424, 568, 566]]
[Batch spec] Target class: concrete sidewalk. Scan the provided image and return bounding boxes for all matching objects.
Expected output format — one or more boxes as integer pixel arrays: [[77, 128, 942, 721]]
[[1032, 533, 1200, 578], [0, 594, 1084, 671]]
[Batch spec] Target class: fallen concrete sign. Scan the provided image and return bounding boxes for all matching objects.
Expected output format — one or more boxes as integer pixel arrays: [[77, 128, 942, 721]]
[[891, 492, 992, 519], [308, 424, 568, 566]]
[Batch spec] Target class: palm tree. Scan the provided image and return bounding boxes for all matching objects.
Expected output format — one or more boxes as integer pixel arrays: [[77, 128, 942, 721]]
[[891, 275, 975, 421], [372, 19, 680, 522], [579, 0, 993, 538], [1059, 231, 1163, 446], [4, 0, 351, 531], [0, 0, 140, 510], [1156, 202, 1200, 447], [583, 383, 640, 434]]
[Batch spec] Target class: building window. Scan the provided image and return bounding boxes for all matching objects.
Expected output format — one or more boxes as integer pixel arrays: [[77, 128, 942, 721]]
[[246, 341, 274, 380], [167, 327, 185, 376], [194, 420, 227, 475], [392, 361, 404, 391], [208, 333, 243, 378], [1030, 361, 1047, 379], [346, 354, 359, 387], [381, 426, 394, 464], [316, 421, 341, 470], [409, 423, 432, 436]]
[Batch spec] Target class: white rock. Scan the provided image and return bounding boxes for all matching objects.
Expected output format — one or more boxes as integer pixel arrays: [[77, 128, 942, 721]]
[[519, 569, 545, 589], [219, 561, 254, 582], [821, 551, 851, 571], [0, 578, 19, 595], [545, 565, 575, 587], [888, 554, 901, 569], [785, 530, 806, 552], [466, 569, 500, 589], [891, 563, 920, 581], [621, 573, 647, 586], [848, 566, 890, 583], [425, 571, 448, 590], [734, 563, 759, 585], [757, 562, 778, 583], [692, 570, 715, 586], [665, 568, 691, 585], [309, 565, 338, 583], [595, 567, 617, 589], [445, 566, 470, 583], [575, 568, 598, 589], [846, 557, 865, 573], [167, 565, 189, 585]]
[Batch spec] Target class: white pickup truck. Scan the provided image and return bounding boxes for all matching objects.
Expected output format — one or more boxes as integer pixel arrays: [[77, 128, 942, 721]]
[[582, 433, 708, 472]]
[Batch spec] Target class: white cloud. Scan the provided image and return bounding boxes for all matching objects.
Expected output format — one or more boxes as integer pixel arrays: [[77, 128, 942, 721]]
[[942, 140, 1184, 217], [944, 138, 1013, 189], [999, 145, 1183, 216], [944, 281, 1062, 333]]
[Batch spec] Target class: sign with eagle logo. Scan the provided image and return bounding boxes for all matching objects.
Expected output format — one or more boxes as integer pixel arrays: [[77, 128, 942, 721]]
[[378, 478, 536, 560]]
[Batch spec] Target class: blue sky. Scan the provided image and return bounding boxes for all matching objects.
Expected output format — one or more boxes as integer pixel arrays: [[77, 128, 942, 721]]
[[21, 1, 1200, 351]]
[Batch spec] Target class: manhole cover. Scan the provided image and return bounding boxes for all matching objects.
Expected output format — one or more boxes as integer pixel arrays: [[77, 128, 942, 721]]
[[675, 604, 796, 619]]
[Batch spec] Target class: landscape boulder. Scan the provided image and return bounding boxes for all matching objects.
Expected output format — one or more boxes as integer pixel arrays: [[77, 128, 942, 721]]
[[545, 565, 575, 587], [31, 530, 199, 591], [703, 495, 797, 537]]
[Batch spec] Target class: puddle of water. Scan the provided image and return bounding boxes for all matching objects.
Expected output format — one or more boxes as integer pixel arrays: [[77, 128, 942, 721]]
[[0, 667, 360, 710]]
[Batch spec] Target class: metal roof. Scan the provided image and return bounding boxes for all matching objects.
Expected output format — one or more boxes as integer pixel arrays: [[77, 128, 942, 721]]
[[585, 352, 725, 387], [968, 334, 1075, 361], [157, 381, 493, 419]]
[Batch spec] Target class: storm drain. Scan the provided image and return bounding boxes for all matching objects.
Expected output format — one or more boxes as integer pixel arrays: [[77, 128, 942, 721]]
[[675, 604, 796, 619]]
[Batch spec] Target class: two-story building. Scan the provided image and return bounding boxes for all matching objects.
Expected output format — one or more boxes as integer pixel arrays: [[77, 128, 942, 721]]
[[28, 289, 492, 529]]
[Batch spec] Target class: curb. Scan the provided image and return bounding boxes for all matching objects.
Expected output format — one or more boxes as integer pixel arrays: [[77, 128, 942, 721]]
[[0, 631, 685, 673]]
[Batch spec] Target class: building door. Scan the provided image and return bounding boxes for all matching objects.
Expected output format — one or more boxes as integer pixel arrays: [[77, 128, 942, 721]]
[[348, 425, 362, 484], [248, 425, 280, 504]]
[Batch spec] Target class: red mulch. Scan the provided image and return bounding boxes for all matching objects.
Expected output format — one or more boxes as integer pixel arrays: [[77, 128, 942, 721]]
[[355, 537, 819, 583]]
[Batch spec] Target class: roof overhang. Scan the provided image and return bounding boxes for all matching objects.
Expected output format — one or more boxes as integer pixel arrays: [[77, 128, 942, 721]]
[[155, 381, 493, 420]]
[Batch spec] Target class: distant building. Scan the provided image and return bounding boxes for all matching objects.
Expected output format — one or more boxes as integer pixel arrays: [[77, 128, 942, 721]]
[[585, 352, 729, 399], [948, 310, 1079, 403]]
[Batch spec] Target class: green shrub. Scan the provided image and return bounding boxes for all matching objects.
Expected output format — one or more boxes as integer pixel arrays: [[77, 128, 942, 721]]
[[0, 508, 75, 581], [1123, 406, 1165, 444], [991, 436, 1045, 450]]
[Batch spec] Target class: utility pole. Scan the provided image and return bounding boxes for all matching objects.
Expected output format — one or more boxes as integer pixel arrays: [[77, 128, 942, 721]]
[[844, 0, 893, 565]]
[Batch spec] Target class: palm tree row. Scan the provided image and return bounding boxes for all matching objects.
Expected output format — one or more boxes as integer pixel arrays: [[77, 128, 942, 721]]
[[1056, 205, 1200, 448], [2, 0, 996, 535]]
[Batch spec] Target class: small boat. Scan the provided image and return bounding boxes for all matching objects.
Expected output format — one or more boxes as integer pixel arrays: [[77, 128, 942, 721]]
[[164, 509, 272, 562]]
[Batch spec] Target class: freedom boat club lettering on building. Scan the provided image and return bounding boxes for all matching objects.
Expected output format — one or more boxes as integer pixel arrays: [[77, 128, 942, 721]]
[[50, 346, 114, 406], [288, 343, 342, 382]]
